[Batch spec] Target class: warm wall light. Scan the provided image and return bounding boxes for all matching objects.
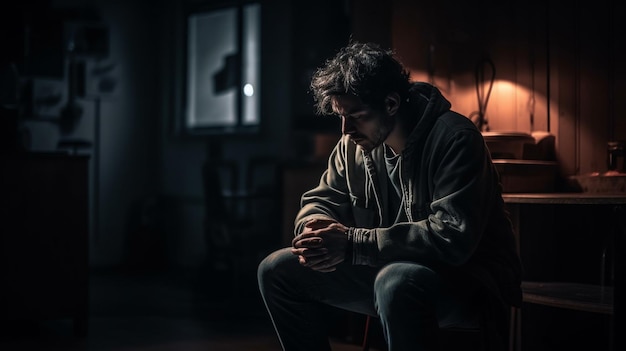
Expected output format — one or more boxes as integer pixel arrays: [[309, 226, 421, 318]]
[[408, 67, 550, 134], [486, 79, 549, 133]]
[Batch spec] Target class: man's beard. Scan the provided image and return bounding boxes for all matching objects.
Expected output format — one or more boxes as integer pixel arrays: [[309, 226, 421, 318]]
[[371, 119, 394, 150]]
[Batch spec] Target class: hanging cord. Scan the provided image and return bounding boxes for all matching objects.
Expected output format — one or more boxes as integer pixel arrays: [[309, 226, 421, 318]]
[[468, 58, 495, 132]]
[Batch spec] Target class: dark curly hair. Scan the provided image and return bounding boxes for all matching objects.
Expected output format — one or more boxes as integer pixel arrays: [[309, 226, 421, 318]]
[[309, 41, 412, 116]]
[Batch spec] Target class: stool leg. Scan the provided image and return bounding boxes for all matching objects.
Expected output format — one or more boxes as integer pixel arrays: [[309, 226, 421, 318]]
[[362, 315, 371, 351], [509, 306, 521, 351]]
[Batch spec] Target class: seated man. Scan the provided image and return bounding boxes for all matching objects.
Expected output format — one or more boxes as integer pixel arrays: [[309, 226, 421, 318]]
[[258, 41, 522, 351]]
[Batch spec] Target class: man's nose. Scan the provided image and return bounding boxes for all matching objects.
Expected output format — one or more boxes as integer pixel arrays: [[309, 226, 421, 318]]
[[341, 117, 353, 135]]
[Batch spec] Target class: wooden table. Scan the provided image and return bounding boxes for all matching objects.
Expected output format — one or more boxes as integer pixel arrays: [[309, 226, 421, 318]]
[[503, 193, 625, 351]]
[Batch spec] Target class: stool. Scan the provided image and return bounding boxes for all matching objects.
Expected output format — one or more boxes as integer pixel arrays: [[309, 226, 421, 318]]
[[361, 306, 519, 351]]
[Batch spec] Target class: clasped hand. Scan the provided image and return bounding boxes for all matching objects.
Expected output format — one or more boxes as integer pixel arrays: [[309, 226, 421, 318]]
[[291, 218, 349, 272]]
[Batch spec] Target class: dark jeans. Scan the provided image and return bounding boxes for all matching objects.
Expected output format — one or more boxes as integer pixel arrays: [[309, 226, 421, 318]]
[[257, 247, 485, 351]]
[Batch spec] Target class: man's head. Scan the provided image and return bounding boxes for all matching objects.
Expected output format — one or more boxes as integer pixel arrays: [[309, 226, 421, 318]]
[[309, 41, 412, 152]]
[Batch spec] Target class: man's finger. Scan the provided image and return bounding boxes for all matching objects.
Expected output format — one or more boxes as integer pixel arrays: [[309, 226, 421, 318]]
[[292, 231, 319, 246], [305, 218, 335, 229], [293, 237, 323, 249], [302, 248, 328, 258], [291, 247, 328, 256]]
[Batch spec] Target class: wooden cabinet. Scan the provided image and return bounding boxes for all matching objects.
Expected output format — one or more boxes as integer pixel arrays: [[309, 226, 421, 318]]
[[0, 152, 89, 337], [504, 194, 625, 351]]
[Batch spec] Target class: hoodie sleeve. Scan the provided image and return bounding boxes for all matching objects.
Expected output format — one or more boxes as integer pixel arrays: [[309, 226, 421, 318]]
[[293, 137, 356, 236]]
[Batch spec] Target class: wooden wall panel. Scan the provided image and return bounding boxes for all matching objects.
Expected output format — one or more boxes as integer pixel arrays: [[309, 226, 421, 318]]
[[385, 0, 623, 178], [390, 0, 550, 134], [349, 0, 625, 176], [551, 0, 621, 175], [551, 1, 580, 176]]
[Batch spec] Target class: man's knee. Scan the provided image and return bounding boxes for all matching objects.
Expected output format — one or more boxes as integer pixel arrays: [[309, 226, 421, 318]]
[[374, 262, 439, 309], [257, 248, 296, 286]]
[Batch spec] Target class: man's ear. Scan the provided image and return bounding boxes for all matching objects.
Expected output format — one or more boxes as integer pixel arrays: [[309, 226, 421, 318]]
[[385, 92, 401, 116]]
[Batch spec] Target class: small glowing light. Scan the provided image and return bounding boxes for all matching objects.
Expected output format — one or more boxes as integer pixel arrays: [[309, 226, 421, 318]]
[[243, 83, 254, 96]]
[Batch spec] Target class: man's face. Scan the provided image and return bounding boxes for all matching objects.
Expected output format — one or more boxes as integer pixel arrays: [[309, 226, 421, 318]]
[[331, 95, 395, 152]]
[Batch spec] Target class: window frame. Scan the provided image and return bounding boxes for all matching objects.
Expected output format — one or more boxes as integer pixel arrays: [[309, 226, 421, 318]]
[[177, 1, 261, 137]]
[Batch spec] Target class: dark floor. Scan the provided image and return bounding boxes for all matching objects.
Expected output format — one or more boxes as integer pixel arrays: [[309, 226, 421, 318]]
[[0, 265, 373, 351]]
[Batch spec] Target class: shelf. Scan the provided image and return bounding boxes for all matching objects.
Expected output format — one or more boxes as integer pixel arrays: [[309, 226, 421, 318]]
[[521, 281, 614, 315], [503, 193, 626, 205]]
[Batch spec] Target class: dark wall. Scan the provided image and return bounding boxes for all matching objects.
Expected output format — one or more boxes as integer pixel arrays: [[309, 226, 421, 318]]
[[290, 0, 351, 132]]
